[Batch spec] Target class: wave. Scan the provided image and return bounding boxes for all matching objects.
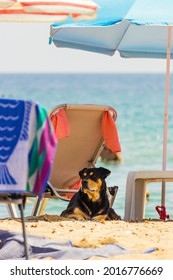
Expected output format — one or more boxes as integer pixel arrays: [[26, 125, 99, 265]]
[[0, 146, 10, 151], [0, 136, 15, 141], [0, 126, 15, 132], [0, 102, 19, 109], [0, 115, 19, 121]]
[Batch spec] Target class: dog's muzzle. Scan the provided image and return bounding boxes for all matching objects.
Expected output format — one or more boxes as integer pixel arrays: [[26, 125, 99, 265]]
[[82, 179, 96, 192], [82, 179, 89, 189]]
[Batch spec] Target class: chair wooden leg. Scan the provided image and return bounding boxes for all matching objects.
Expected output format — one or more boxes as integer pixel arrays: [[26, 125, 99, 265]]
[[38, 198, 48, 216]]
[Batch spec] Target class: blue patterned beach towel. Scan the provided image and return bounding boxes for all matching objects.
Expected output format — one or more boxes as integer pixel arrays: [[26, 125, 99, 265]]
[[0, 98, 57, 197]]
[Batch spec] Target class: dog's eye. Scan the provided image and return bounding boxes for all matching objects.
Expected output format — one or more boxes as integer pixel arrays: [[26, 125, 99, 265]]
[[90, 172, 93, 176], [83, 173, 87, 176]]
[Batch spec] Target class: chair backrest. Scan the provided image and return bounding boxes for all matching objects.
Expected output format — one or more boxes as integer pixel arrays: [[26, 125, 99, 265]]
[[49, 104, 118, 189]]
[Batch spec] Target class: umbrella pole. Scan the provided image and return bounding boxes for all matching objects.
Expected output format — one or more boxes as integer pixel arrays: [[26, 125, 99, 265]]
[[161, 26, 172, 207]]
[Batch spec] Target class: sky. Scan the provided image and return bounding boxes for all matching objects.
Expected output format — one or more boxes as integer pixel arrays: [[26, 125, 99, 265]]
[[0, 22, 172, 73]]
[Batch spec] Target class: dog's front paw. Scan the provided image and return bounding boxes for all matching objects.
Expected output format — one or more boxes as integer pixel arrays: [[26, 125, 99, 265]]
[[92, 214, 108, 221]]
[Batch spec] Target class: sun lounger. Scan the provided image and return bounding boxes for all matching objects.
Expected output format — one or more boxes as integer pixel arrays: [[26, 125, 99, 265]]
[[124, 170, 173, 221], [32, 104, 121, 216], [0, 98, 57, 259]]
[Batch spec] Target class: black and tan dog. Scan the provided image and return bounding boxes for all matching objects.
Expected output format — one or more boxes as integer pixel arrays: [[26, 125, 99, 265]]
[[60, 167, 121, 221]]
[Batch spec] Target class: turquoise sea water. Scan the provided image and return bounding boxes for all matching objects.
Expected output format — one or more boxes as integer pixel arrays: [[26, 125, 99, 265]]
[[0, 73, 173, 219]]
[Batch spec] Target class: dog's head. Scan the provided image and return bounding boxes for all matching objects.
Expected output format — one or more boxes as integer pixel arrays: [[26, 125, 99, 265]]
[[79, 167, 111, 201]]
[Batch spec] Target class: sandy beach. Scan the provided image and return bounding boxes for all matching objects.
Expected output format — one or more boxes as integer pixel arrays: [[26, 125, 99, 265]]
[[0, 215, 173, 260]]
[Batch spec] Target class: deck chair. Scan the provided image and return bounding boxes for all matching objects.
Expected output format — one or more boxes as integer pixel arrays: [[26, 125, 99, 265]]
[[0, 98, 57, 259], [32, 104, 121, 216]]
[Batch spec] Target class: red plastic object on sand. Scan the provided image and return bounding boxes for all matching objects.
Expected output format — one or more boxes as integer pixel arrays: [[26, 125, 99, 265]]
[[155, 206, 170, 220]]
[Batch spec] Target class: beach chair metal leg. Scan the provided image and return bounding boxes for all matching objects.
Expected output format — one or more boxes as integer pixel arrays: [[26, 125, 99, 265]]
[[31, 197, 41, 216], [18, 203, 29, 260], [107, 186, 118, 207], [7, 204, 18, 218]]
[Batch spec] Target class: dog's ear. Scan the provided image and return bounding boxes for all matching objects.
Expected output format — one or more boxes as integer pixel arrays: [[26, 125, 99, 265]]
[[79, 168, 87, 178], [99, 167, 111, 179]]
